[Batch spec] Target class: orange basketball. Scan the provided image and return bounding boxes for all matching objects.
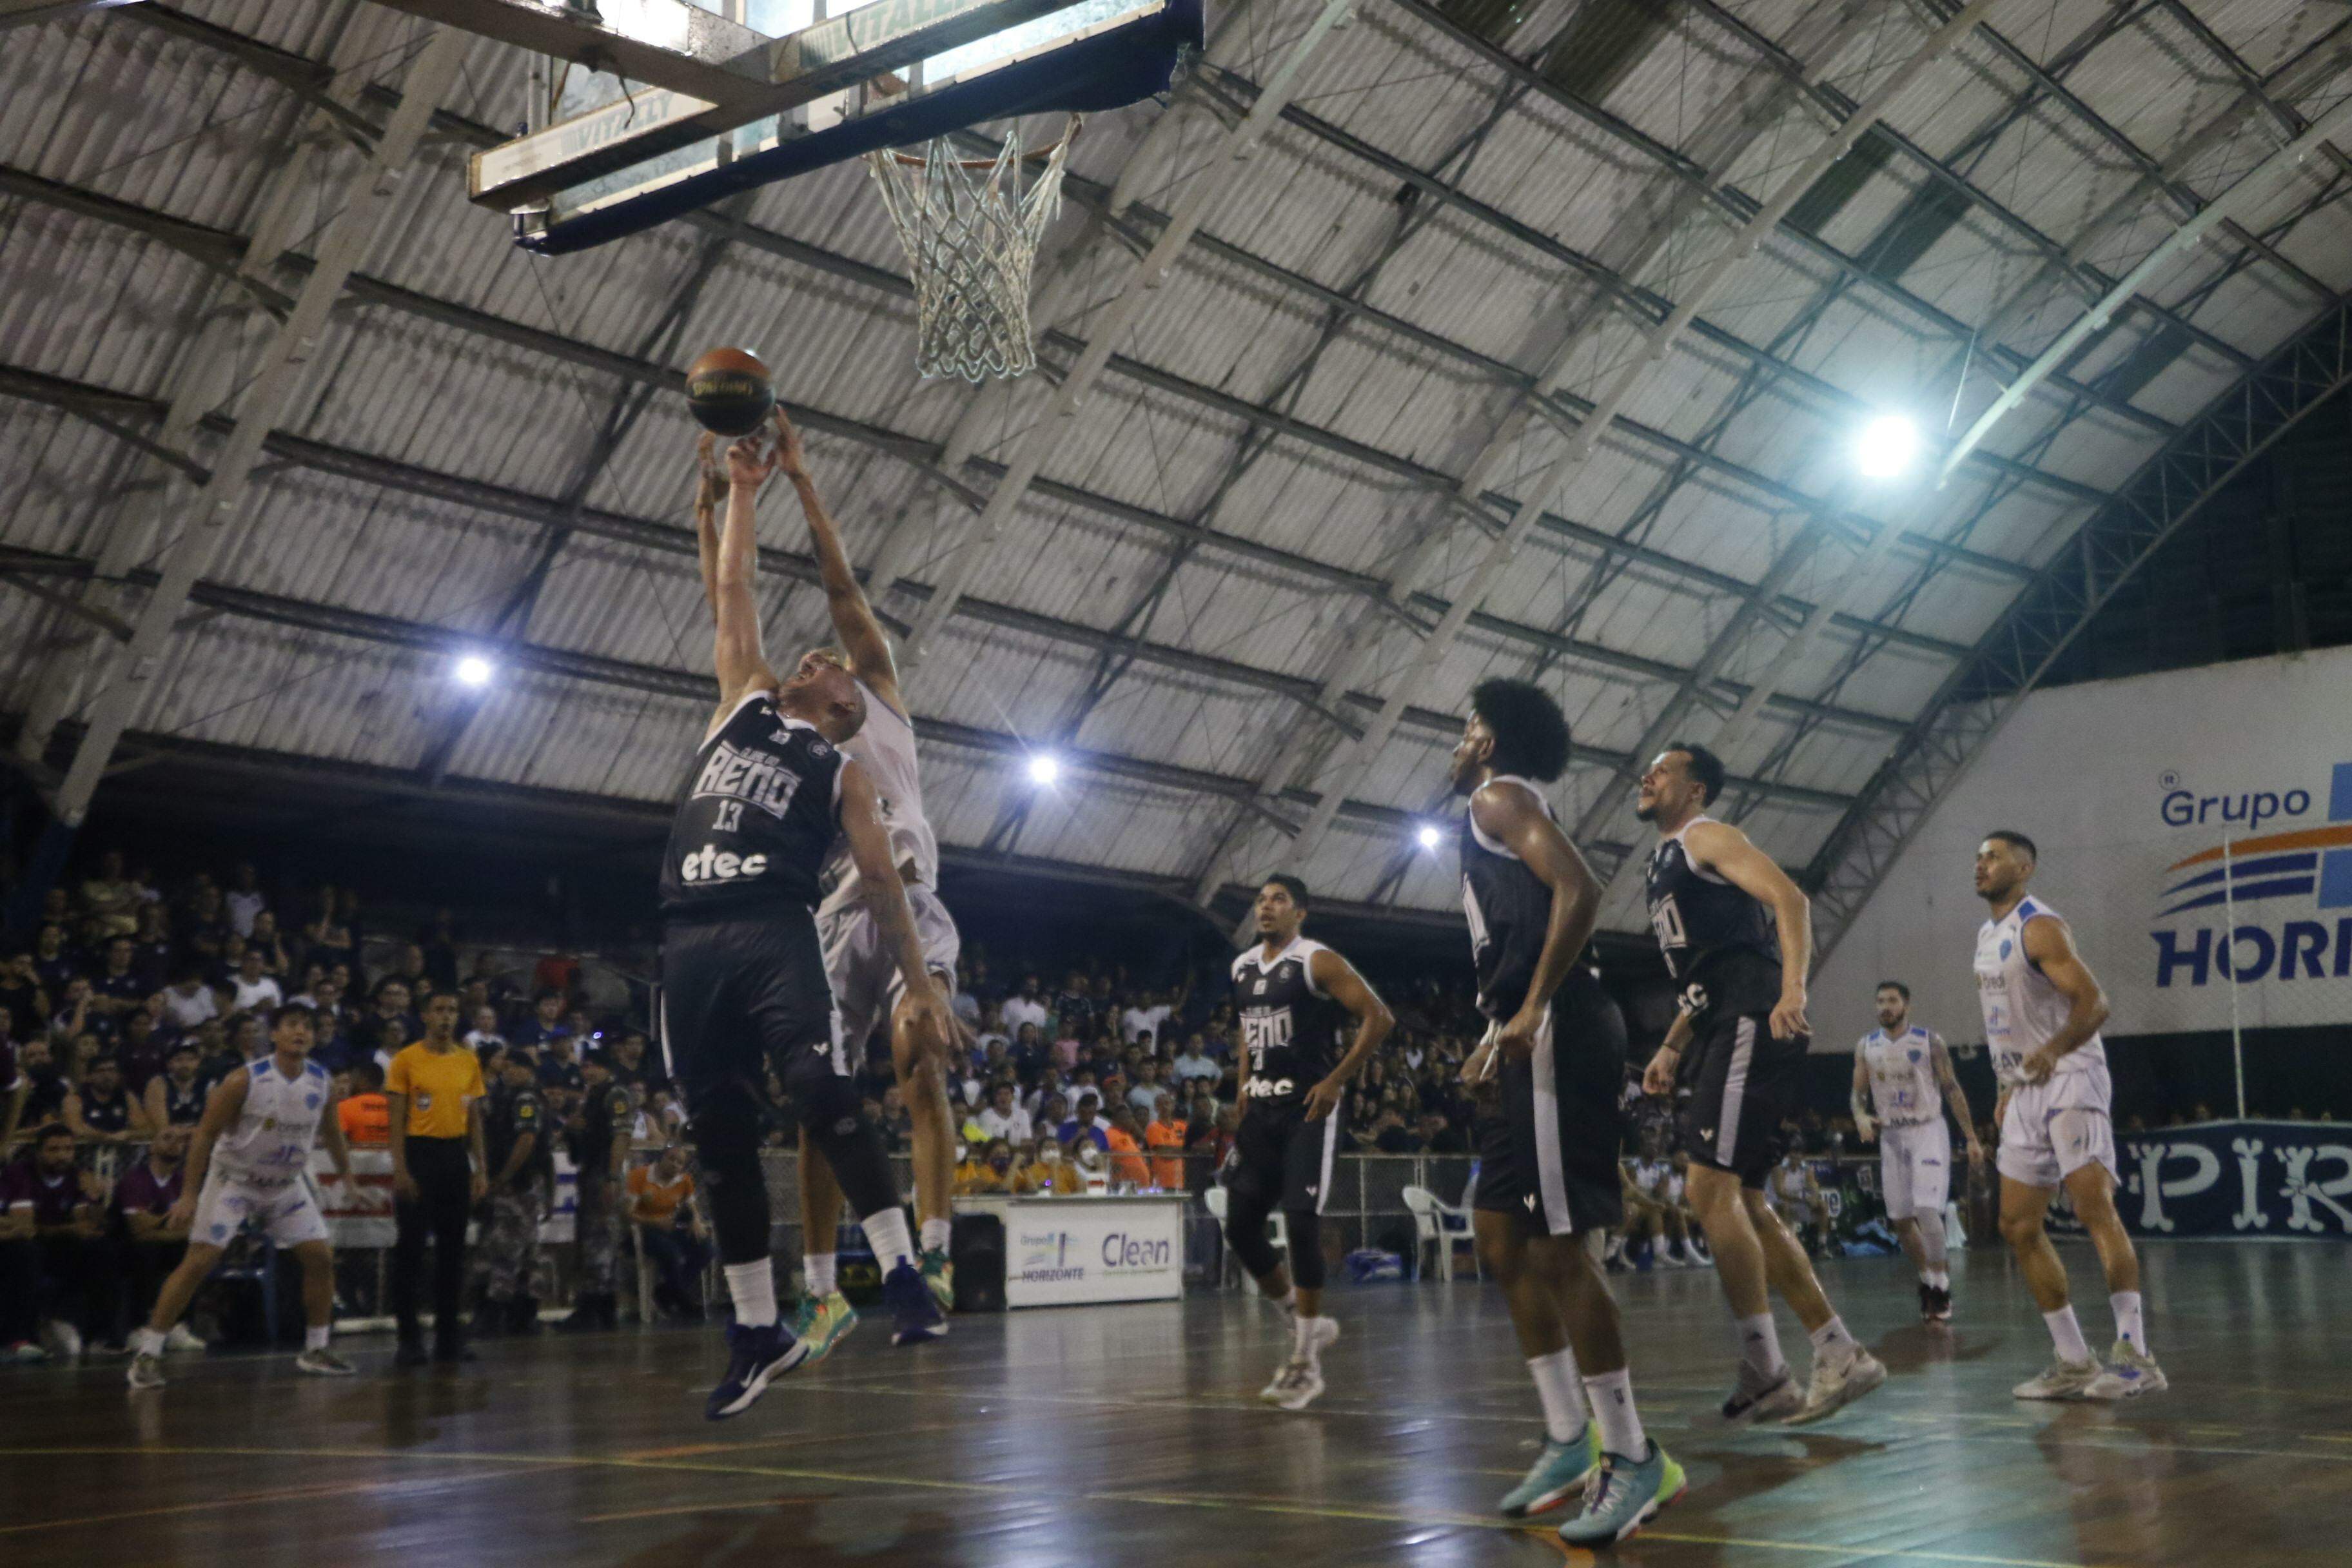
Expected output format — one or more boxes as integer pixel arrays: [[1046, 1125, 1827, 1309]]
[[685, 347, 774, 436]]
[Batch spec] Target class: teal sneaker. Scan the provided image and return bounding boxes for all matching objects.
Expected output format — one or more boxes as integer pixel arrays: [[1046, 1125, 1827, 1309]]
[[1499, 1424, 1600, 1518], [788, 1291, 858, 1367], [921, 1247, 955, 1313], [1554, 1440, 1685, 1547]]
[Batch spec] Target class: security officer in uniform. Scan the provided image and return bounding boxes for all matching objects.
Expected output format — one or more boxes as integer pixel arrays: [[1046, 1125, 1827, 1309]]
[[558, 1051, 634, 1331], [478, 1049, 551, 1336]]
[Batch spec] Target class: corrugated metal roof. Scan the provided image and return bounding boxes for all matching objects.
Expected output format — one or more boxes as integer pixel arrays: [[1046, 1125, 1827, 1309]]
[[5, 0, 2350, 934]]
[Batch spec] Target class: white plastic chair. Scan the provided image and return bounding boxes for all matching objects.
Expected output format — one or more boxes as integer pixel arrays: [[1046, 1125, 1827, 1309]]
[[1203, 1186, 1286, 1290], [1402, 1185, 1480, 1282]]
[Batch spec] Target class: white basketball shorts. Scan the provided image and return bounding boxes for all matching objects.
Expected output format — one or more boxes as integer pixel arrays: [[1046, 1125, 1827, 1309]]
[[818, 881, 962, 1059], [1996, 1063, 2117, 1190], [191, 1166, 329, 1249], [1878, 1118, 1952, 1220]]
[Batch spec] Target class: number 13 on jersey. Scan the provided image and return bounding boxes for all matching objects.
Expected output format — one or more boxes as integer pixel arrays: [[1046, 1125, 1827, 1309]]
[[1241, 1008, 1291, 1070]]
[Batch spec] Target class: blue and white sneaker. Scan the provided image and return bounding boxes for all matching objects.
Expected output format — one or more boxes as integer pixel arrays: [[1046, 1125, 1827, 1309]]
[[1498, 1424, 1600, 1518], [705, 1320, 805, 1421], [2084, 1340, 2168, 1400], [1554, 1440, 1686, 1547], [884, 1260, 947, 1346]]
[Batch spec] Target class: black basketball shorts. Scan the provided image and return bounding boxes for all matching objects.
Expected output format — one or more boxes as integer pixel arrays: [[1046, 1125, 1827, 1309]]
[[1226, 1101, 1344, 1215], [1676, 1009, 1805, 1188], [658, 912, 845, 1115], [1470, 976, 1627, 1237]]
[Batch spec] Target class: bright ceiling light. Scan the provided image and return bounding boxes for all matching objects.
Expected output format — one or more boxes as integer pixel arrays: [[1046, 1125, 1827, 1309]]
[[1026, 753, 1061, 786], [1853, 414, 1921, 479], [454, 654, 495, 689], [1415, 823, 1442, 851]]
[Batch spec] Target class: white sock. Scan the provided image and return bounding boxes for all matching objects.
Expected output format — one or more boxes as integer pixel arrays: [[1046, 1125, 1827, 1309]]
[[1928, 1269, 1950, 1289], [1293, 1313, 1330, 1361], [134, 1326, 165, 1357], [1527, 1348, 1588, 1443], [724, 1260, 778, 1329], [2044, 1304, 2090, 1364], [2110, 1291, 2146, 1355], [920, 1217, 952, 1255], [805, 1252, 838, 1298], [1736, 1312, 1787, 1381], [864, 1206, 916, 1272], [305, 1324, 330, 1352], [1809, 1315, 1858, 1368], [1583, 1367, 1646, 1458], [1266, 1284, 1296, 1315]]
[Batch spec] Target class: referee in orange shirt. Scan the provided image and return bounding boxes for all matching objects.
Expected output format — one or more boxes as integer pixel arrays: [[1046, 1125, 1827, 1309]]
[[386, 991, 487, 1366]]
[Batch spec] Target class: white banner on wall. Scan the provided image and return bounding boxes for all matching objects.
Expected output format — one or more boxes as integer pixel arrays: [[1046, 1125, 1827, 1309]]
[[1814, 645, 2352, 1053], [1002, 1197, 1185, 1308]]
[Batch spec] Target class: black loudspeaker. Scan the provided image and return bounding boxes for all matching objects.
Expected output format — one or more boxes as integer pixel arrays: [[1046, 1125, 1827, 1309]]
[[951, 1211, 1006, 1313]]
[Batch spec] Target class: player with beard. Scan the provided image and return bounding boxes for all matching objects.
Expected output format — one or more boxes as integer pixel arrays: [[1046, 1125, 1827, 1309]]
[[1451, 679, 1681, 1546], [1636, 743, 1884, 1426]]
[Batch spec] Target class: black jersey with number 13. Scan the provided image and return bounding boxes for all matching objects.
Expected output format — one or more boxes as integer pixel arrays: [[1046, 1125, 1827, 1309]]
[[1231, 938, 1348, 1112], [659, 691, 845, 921]]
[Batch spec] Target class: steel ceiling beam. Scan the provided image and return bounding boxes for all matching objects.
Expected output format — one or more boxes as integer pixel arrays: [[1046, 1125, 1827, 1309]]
[[98, 10, 2028, 644], [0, 360, 1865, 818], [0, 536, 1644, 862], [1806, 298, 2352, 960], [49, 26, 467, 824]]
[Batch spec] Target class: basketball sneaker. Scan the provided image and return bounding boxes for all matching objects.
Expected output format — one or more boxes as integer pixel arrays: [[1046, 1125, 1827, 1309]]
[[1720, 1360, 1803, 1423], [2012, 1356, 2101, 1400], [296, 1347, 357, 1377], [1498, 1424, 1600, 1518], [705, 1320, 804, 1421], [1787, 1348, 1886, 1425], [1926, 1285, 1953, 1324], [1554, 1440, 1686, 1547], [126, 1351, 166, 1389], [1262, 1358, 1326, 1411], [7, 1340, 48, 1364], [2084, 1341, 2167, 1400], [921, 1247, 954, 1313], [43, 1320, 82, 1362], [789, 1291, 858, 1368], [164, 1324, 207, 1354], [884, 1260, 947, 1345], [1918, 1282, 1937, 1322]]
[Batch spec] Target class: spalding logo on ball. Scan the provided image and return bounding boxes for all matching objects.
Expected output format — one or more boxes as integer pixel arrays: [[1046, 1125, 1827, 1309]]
[[685, 347, 774, 436]]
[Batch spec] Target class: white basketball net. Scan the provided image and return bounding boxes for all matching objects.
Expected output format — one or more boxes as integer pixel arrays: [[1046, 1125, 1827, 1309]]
[[866, 118, 1079, 382]]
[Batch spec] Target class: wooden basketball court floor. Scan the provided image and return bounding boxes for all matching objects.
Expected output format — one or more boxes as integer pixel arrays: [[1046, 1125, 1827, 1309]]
[[2, 1242, 2346, 1567]]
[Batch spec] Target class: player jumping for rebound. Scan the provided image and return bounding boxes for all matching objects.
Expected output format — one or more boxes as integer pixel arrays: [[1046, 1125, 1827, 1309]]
[[1637, 743, 1885, 1426], [127, 1003, 357, 1387], [669, 427, 950, 1422], [1220, 874, 1392, 1411], [711, 411, 965, 1354], [1451, 680, 1682, 1546], [1973, 830, 2164, 1400], [1852, 981, 1983, 1323]]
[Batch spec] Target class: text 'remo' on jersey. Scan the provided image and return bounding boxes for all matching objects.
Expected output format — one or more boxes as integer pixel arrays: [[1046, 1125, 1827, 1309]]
[[660, 690, 846, 921], [1859, 1025, 1945, 1127], [1643, 814, 1781, 1021], [1974, 895, 2107, 1088], [1231, 937, 1347, 1110]]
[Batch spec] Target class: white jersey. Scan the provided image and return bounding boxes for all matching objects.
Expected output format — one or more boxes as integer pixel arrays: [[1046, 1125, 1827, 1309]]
[[1974, 894, 2106, 1089], [1859, 1024, 1945, 1128], [818, 678, 940, 919], [1629, 1157, 1680, 1204], [212, 1054, 332, 1184]]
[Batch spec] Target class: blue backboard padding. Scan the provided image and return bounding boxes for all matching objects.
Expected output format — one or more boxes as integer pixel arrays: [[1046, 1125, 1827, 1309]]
[[521, 0, 1204, 256]]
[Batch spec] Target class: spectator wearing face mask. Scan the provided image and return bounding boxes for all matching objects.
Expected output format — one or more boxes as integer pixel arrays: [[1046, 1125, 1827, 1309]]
[[1020, 1139, 1081, 1196]]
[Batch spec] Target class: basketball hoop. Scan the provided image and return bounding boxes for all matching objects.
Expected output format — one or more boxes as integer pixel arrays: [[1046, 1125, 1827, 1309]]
[[866, 117, 1081, 383]]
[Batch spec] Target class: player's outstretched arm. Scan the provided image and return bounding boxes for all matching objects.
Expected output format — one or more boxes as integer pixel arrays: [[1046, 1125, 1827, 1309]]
[[839, 759, 952, 1066], [1850, 1052, 1877, 1143], [693, 433, 723, 612], [774, 409, 905, 718], [1685, 819, 1812, 1041], [2018, 917, 2110, 1082], [1472, 778, 1601, 1061], [710, 433, 783, 728], [1303, 950, 1393, 1121]]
